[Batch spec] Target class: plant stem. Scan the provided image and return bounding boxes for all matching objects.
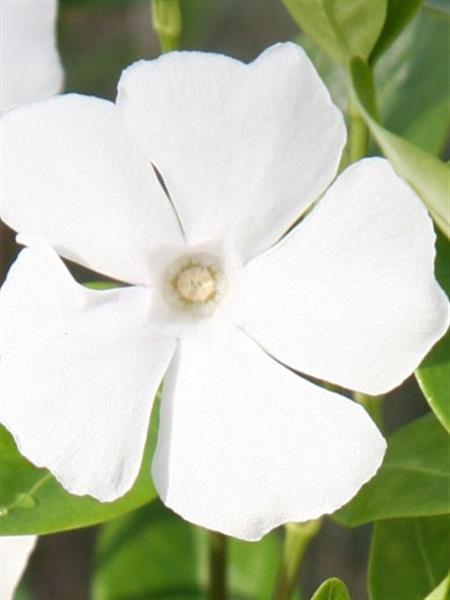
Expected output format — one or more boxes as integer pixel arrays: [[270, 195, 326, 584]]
[[272, 520, 321, 599], [209, 531, 228, 600], [151, 0, 182, 53], [348, 99, 369, 163]]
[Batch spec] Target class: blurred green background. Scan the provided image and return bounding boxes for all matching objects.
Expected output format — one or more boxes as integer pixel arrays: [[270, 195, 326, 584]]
[[2, 1, 448, 598]]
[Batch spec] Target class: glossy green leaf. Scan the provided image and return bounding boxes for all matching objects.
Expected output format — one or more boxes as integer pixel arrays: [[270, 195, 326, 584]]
[[434, 232, 450, 297], [349, 56, 450, 238], [371, 0, 423, 61], [297, 6, 449, 157], [369, 515, 450, 599], [92, 500, 282, 600], [416, 332, 450, 433], [375, 7, 450, 155], [415, 225, 450, 432], [282, 0, 387, 65], [0, 407, 158, 535], [425, 573, 450, 600], [311, 577, 351, 600], [334, 414, 450, 526]]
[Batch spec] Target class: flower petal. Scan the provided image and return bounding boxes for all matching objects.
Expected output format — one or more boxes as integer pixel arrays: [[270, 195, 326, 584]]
[[0, 239, 176, 501], [1, 94, 183, 285], [152, 326, 385, 541], [0, 535, 37, 600], [238, 158, 449, 395], [117, 42, 346, 260], [1, 0, 63, 110]]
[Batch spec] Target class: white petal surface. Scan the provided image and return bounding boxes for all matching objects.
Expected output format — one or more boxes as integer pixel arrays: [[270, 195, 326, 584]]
[[1, 95, 183, 285], [152, 326, 385, 541], [0, 535, 37, 600], [118, 43, 346, 260], [238, 158, 449, 395], [0, 239, 176, 501], [1, 0, 63, 110]]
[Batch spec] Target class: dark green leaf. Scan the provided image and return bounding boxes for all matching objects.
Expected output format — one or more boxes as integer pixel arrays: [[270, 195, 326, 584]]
[[282, 0, 387, 65], [311, 577, 351, 600], [371, 0, 423, 61], [415, 214, 450, 433], [0, 403, 159, 535], [375, 8, 450, 155], [349, 57, 450, 237], [416, 332, 450, 433], [369, 515, 450, 599], [92, 500, 282, 600], [334, 414, 450, 526]]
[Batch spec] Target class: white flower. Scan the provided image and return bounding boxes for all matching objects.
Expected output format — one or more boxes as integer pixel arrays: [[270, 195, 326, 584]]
[[1, 0, 60, 583], [0, 535, 36, 600], [1, 0, 63, 111], [0, 44, 448, 541]]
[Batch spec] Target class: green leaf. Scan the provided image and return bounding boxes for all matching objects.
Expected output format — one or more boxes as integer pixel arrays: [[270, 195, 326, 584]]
[[83, 280, 121, 290], [0, 403, 159, 535], [375, 7, 450, 155], [425, 573, 450, 600], [415, 219, 450, 433], [369, 515, 450, 599], [349, 56, 450, 238], [416, 332, 450, 433], [334, 414, 450, 527], [311, 577, 351, 600], [92, 500, 282, 600], [371, 0, 423, 61], [435, 232, 450, 297], [282, 0, 387, 65], [424, 0, 450, 18]]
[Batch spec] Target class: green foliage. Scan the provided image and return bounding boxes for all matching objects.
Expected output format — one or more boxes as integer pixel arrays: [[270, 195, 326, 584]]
[[375, 8, 450, 155], [349, 56, 450, 238], [92, 500, 282, 600], [425, 574, 450, 600], [416, 234, 450, 432], [334, 414, 450, 526], [370, 0, 423, 62], [282, 0, 387, 65], [369, 515, 450, 599], [0, 410, 158, 535], [310, 577, 351, 600], [298, 6, 449, 157], [416, 333, 450, 433]]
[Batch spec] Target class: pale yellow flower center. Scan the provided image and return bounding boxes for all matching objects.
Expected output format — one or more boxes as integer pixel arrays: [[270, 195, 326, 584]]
[[174, 265, 216, 304]]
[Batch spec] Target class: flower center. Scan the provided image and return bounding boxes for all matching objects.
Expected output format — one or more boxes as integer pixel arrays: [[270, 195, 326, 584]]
[[163, 253, 226, 317], [174, 265, 216, 303]]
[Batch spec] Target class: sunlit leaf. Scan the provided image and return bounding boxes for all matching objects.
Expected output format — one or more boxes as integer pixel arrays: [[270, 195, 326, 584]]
[[334, 414, 450, 526], [369, 515, 450, 599], [425, 573, 450, 600], [311, 577, 351, 600], [349, 56, 450, 238], [92, 500, 282, 600], [282, 0, 387, 65]]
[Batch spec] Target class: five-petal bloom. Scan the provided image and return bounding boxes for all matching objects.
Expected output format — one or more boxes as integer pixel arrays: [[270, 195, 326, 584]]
[[0, 0, 63, 111], [0, 43, 448, 541]]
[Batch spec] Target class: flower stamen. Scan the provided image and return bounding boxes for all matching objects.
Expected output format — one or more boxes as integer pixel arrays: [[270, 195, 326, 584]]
[[163, 253, 226, 317]]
